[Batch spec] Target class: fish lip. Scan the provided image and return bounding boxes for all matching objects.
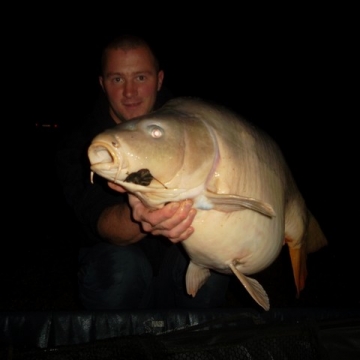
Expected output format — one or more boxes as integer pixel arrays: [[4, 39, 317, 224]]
[[88, 141, 119, 165], [88, 141, 128, 182]]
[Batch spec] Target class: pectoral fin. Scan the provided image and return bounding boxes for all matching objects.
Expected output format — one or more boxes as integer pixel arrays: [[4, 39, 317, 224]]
[[185, 261, 211, 297], [201, 191, 276, 217], [229, 262, 270, 311]]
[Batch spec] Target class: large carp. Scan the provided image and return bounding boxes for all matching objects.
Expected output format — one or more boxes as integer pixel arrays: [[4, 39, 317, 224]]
[[88, 97, 327, 311]]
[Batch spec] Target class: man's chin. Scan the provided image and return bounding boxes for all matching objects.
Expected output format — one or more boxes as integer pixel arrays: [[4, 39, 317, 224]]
[[123, 108, 145, 120]]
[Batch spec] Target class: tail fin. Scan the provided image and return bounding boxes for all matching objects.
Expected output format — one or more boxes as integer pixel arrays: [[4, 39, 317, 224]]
[[287, 211, 328, 296], [305, 212, 328, 253]]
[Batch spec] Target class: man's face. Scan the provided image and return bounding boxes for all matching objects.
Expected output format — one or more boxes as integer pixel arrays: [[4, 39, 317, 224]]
[[99, 47, 164, 123]]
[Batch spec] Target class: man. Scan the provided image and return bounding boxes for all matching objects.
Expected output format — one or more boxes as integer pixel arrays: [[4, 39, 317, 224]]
[[57, 34, 230, 310]]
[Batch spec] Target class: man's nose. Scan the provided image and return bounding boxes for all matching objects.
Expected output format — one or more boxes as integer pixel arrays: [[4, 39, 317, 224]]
[[123, 81, 137, 97]]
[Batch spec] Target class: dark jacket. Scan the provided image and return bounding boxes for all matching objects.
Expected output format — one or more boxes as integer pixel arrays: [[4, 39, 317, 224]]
[[56, 89, 172, 245]]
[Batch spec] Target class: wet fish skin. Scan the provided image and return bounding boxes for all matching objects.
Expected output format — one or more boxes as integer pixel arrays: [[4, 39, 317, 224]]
[[88, 97, 328, 311]]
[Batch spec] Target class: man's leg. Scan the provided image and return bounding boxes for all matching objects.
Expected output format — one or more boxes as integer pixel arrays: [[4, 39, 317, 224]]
[[78, 242, 154, 310]]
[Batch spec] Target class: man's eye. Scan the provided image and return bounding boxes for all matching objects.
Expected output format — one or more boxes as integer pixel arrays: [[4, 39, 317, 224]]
[[112, 77, 123, 83], [137, 75, 146, 81]]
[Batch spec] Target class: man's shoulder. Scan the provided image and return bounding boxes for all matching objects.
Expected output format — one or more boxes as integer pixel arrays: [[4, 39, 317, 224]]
[[81, 92, 114, 132], [59, 93, 113, 147], [155, 85, 174, 109]]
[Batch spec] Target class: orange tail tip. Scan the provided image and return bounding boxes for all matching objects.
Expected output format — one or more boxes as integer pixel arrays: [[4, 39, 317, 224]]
[[288, 246, 307, 297]]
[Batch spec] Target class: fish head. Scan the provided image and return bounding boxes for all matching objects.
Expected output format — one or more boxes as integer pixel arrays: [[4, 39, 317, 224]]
[[88, 116, 183, 184], [88, 109, 216, 207]]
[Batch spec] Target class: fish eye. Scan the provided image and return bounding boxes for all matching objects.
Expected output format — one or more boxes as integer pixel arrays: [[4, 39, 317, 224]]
[[148, 125, 163, 139]]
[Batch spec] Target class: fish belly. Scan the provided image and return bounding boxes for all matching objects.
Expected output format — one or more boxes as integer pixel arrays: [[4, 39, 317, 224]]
[[182, 208, 284, 275]]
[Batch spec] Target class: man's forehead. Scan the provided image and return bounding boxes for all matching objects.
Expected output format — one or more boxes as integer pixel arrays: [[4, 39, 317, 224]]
[[107, 47, 154, 62], [105, 47, 157, 72]]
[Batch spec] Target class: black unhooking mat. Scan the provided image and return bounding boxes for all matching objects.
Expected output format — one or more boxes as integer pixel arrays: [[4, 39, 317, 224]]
[[1, 308, 359, 359]]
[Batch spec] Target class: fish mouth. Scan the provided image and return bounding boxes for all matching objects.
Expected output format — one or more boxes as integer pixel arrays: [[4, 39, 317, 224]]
[[88, 141, 127, 183]]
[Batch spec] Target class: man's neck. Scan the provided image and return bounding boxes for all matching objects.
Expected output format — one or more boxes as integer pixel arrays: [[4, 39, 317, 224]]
[[109, 108, 123, 124]]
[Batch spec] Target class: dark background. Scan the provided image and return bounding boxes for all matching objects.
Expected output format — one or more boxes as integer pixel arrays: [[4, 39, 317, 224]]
[[5, 16, 357, 310]]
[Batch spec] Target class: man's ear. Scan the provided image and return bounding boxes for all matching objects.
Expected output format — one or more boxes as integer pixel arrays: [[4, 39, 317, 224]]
[[157, 70, 164, 91], [99, 76, 105, 92]]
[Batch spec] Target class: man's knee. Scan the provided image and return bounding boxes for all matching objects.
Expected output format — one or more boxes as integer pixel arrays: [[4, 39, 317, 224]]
[[78, 243, 154, 309]]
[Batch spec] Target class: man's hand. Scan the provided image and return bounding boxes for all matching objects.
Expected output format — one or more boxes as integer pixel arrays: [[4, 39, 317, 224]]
[[108, 182, 196, 243]]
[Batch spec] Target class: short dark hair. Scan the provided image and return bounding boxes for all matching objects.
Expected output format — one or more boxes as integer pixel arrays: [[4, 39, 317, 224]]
[[100, 34, 160, 75]]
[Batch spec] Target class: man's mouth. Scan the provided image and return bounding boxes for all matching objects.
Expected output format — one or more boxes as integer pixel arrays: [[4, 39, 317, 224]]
[[123, 101, 141, 108]]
